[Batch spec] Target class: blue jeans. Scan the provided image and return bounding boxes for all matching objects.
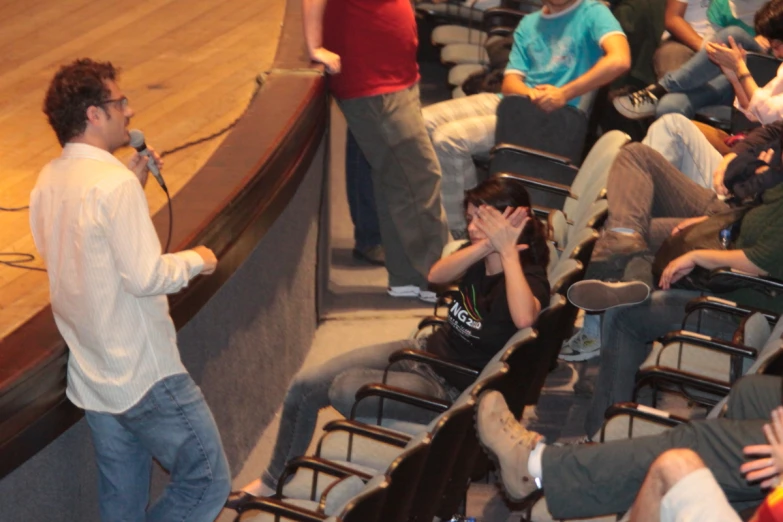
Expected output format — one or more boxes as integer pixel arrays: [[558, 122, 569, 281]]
[[84, 373, 231, 522], [262, 338, 456, 488], [657, 26, 764, 118], [584, 290, 738, 437], [346, 129, 381, 250], [642, 113, 723, 188]]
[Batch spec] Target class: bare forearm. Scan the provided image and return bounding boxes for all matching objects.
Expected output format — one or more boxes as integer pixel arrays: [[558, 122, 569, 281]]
[[667, 18, 703, 51], [499, 252, 540, 328], [302, 0, 327, 55], [501, 74, 534, 97], [690, 249, 768, 275], [428, 241, 491, 284]]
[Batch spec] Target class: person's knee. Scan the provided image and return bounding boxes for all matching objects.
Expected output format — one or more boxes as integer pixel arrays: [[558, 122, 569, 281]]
[[656, 94, 694, 119], [431, 127, 471, 158], [715, 25, 753, 45], [650, 449, 705, 490]]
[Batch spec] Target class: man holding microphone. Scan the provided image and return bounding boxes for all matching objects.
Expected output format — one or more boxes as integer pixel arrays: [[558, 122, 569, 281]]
[[30, 58, 230, 521]]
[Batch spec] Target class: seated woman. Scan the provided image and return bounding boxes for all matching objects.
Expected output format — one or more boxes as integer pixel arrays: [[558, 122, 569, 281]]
[[614, 0, 783, 120], [238, 177, 551, 498]]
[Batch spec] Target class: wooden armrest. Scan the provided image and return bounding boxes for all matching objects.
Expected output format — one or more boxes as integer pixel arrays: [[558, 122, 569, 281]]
[[351, 383, 451, 425], [491, 143, 575, 167], [682, 296, 777, 326], [708, 268, 783, 297], [634, 367, 732, 406], [496, 172, 574, 198], [656, 330, 758, 359], [599, 402, 686, 442], [316, 419, 410, 463], [386, 348, 479, 381], [277, 456, 373, 500]]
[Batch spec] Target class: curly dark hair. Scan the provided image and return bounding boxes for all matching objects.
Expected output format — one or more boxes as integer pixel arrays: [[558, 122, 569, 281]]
[[756, 0, 783, 41], [463, 177, 550, 269], [42, 58, 119, 146]]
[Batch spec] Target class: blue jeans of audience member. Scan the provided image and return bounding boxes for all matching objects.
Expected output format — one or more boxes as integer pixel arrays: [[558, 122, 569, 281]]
[[346, 129, 382, 251], [261, 338, 457, 489], [84, 373, 231, 522], [657, 26, 764, 118], [642, 113, 723, 188], [584, 290, 738, 437]]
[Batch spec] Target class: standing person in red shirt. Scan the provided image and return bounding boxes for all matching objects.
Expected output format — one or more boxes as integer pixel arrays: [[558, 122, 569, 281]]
[[304, 0, 450, 303]]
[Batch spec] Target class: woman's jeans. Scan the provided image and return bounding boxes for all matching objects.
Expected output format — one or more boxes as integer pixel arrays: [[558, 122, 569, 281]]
[[262, 338, 456, 488], [84, 373, 231, 522], [657, 26, 764, 118]]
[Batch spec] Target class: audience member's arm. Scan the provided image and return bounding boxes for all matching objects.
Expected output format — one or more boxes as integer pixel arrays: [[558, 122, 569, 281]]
[[707, 36, 758, 111], [302, 0, 341, 73], [538, 34, 629, 112], [501, 73, 535, 97], [665, 0, 703, 52], [428, 241, 492, 284], [473, 206, 541, 328], [660, 249, 769, 289], [731, 121, 783, 156]]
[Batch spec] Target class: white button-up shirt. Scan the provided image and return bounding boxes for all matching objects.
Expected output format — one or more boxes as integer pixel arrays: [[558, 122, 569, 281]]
[[30, 143, 204, 414]]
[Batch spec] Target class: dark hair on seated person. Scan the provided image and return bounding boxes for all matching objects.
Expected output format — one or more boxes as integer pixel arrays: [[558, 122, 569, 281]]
[[463, 177, 550, 269], [756, 0, 783, 42], [43, 58, 119, 146]]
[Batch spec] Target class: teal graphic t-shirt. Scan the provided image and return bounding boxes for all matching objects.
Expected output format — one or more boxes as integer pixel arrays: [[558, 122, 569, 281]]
[[505, 0, 625, 108]]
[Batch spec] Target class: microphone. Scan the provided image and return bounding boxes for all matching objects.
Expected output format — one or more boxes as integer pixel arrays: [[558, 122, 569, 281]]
[[128, 129, 166, 190]]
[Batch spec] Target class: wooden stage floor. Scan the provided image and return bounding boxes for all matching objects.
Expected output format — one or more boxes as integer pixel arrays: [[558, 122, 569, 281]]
[[0, 0, 285, 342]]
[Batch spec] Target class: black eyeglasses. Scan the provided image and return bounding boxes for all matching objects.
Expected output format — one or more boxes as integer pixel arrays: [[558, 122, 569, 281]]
[[99, 96, 129, 110]]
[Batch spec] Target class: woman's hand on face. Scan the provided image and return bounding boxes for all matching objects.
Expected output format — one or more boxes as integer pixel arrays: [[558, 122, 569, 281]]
[[473, 205, 529, 256]]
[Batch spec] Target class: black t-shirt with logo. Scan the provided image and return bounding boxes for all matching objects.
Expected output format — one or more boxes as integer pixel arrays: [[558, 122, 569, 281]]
[[425, 260, 550, 389]]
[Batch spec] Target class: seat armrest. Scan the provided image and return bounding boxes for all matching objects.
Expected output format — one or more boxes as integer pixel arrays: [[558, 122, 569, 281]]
[[385, 348, 479, 382], [682, 296, 778, 326], [482, 7, 524, 31], [351, 383, 451, 425], [599, 402, 686, 442], [634, 367, 732, 407], [532, 206, 554, 219], [316, 419, 409, 463], [232, 496, 325, 520], [417, 316, 447, 331], [656, 330, 758, 359], [709, 268, 783, 297], [491, 143, 576, 167], [278, 456, 373, 500], [496, 172, 574, 198]]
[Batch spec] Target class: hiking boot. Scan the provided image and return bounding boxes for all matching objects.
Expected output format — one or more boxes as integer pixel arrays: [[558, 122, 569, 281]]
[[476, 391, 543, 502], [613, 85, 662, 120], [592, 230, 647, 261], [567, 280, 651, 312]]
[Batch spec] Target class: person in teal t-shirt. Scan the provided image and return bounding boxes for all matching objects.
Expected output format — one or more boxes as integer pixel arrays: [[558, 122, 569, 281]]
[[422, 0, 630, 238]]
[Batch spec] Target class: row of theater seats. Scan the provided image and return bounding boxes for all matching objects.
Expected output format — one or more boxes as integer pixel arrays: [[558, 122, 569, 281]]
[[230, 106, 783, 519], [226, 130, 636, 521]]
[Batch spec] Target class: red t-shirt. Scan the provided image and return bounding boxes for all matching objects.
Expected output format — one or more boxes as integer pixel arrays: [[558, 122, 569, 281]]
[[322, 0, 420, 100]]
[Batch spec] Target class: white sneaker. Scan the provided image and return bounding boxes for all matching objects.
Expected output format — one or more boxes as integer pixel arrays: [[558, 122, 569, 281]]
[[559, 330, 601, 361], [613, 86, 660, 120], [387, 285, 420, 298]]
